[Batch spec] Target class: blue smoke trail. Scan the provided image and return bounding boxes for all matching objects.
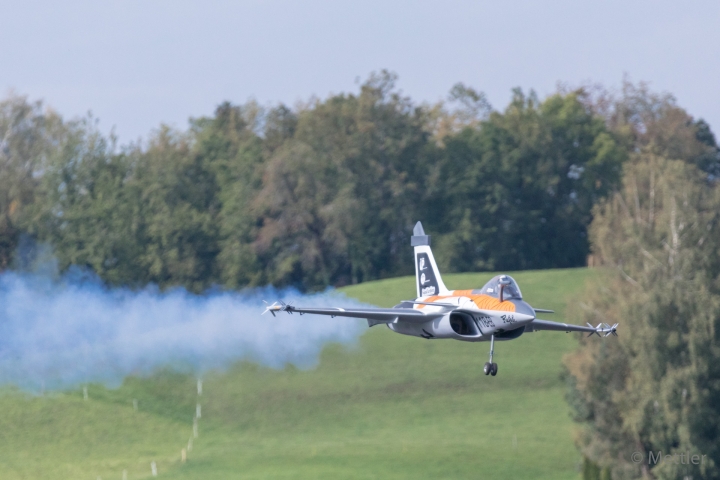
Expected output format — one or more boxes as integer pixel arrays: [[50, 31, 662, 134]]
[[0, 267, 367, 391]]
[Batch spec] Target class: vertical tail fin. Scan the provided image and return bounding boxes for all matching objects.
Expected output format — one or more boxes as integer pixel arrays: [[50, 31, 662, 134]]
[[411, 221, 449, 298]]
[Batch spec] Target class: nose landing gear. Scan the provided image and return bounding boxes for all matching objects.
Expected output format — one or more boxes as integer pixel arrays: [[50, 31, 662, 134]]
[[484, 334, 498, 376]]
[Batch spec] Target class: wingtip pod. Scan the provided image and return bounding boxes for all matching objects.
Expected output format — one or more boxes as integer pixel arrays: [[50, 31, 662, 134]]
[[586, 323, 599, 337], [262, 300, 292, 317], [603, 323, 619, 337], [586, 322, 618, 337], [262, 300, 278, 317]]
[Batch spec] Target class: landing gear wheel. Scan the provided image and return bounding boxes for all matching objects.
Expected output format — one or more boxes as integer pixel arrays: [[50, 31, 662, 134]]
[[485, 334, 497, 377]]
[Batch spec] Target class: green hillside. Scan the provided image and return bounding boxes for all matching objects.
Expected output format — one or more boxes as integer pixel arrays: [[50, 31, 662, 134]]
[[0, 268, 595, 479]]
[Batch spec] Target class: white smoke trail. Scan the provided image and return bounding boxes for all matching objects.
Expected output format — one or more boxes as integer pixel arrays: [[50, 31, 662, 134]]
[[0, 267, 367, 390]]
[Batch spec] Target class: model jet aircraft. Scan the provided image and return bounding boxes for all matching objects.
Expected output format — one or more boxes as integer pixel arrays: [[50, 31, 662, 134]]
[[264, 221, 617, 376]]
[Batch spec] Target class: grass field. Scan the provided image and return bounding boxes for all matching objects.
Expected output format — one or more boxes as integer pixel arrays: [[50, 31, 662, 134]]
[[0, 268, 594, 479]]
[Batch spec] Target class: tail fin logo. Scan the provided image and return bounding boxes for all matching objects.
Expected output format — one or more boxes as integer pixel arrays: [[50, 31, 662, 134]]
[[416, 253, 438, 296]]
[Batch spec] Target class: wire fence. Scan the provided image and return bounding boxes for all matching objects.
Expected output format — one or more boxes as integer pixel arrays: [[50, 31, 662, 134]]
[[85, 378, 204, 479]]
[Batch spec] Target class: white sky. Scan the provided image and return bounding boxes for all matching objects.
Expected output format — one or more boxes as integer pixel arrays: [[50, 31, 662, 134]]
[[2, 0, 719, 143]]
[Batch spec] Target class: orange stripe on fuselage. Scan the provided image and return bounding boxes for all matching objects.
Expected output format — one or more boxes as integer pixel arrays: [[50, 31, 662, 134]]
[[469, 294, 515, 312], [416, 291, 516, 312]]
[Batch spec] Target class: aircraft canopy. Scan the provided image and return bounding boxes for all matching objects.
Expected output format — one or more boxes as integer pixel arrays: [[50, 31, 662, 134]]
[[479, 275, 522, 300]]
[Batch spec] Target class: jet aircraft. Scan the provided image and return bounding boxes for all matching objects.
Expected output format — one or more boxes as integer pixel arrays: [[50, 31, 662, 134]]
[[264, 222, 617, 376]]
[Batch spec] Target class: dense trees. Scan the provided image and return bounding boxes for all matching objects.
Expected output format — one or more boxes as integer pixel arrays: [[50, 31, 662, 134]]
[[565, 155, 720, 480], [0, 96, 65, 270], [562, 82, 720, 480], [424, 89, 626, 272], [255, 72, 430, 288], [1, 74, 717, 293]]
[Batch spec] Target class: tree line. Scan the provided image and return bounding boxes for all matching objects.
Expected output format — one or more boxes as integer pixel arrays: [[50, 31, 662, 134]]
[[566, 153, 720, 480], [1, 72, 717, 292]]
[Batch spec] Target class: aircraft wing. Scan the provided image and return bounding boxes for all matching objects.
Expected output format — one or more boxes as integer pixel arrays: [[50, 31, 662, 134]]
[[526, 319, 618, 336], [263, 301, 450, 324]]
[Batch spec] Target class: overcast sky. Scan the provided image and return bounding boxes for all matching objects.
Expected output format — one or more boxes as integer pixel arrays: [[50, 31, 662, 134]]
[[2, 0, 718, 143]]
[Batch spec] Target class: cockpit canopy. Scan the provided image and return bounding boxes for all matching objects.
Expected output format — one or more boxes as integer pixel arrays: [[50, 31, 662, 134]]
[[479, 275, 522, 300]]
